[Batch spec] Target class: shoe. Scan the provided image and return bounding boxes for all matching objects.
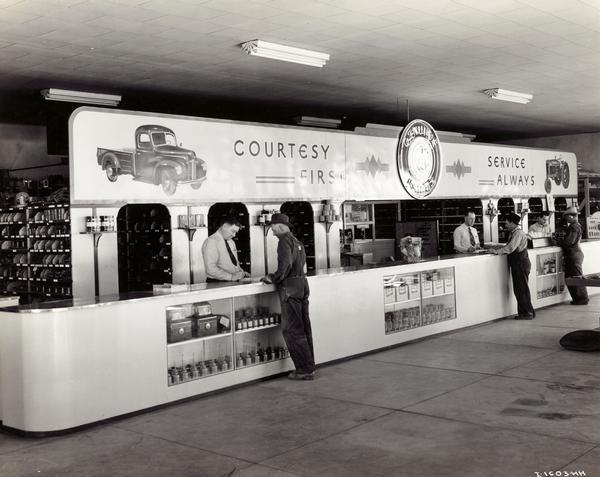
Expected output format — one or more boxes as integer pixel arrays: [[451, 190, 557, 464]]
[[288, 371, 315, 381], [514, 314, 534, 320], [571, 301, 589, 306]]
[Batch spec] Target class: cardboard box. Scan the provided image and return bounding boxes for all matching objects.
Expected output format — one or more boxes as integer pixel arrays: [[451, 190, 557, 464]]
[[421, 280, 433, 297], [384, 287, 396, 304], [408, 283, 421, 300], [444, 278, 455, 294], [432, 280, 444, 295], [395, 285, 408, 302]]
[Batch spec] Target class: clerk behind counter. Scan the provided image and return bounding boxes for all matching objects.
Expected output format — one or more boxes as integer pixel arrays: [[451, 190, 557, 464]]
[[453, 210, 481, 253], [202, 216, 250, 282], [527, 211, 551, 238]]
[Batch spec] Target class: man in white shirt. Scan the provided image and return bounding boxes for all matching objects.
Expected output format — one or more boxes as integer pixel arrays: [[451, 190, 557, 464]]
[[202, 217, 250, 282], [453, 210, 481, 253], [527, 211, 551, 239]]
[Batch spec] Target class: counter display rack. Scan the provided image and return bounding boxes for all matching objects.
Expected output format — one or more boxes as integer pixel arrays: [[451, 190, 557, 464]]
[[166, 291, 287, 386], [384, 266, 456, 334], [0, 203, 71, 303], [535, 250, 565, 299]]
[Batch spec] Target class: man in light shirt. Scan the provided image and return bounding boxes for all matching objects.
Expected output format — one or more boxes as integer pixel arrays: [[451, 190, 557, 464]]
[[202, 217, 250, 282], [453, 210, 481, 253], [527, 211, 552, 239], [490, 212, 535, 319]]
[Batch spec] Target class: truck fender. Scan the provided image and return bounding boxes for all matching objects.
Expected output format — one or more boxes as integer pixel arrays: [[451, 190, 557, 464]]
[[153, 159, 182, 185], [100, 152, 121, 171]]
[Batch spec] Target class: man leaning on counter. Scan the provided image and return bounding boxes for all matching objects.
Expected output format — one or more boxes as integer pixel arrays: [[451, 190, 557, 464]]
[[453, 210, 481, 253], [202, 217, 250, 282]]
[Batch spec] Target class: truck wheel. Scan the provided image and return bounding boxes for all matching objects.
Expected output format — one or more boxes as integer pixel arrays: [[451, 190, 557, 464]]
[[544, 178, 552, 193], [562, 163, 570, 188], [160, 169, 177, 196], [105, 160, 118, 182], [190, 183, 202, 190]]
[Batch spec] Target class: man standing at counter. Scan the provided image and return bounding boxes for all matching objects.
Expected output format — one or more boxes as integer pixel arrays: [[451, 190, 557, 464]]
[[202, 217, 250, 282], [490, 213, 535, 319], [554, 206, 588, 305], [453, 210, 481, 253], [261, 213, 315, 380], [528, 211, 552, 239]]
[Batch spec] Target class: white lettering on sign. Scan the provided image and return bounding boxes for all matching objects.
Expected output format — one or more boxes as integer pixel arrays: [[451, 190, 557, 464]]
[[486, 155, 535, 188]]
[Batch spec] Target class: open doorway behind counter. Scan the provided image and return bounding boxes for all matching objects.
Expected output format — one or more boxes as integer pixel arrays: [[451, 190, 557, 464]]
[[280, 201, 315, 273], [207, 203, 251, 273]]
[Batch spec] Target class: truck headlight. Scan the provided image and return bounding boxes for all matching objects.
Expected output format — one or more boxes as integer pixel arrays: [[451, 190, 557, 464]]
[[175, 165, 183, 175], [200, 161, 207, 171]]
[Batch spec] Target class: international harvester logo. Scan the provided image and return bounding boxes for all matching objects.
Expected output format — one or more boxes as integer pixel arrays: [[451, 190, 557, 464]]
[[396, 119, 441, 199]]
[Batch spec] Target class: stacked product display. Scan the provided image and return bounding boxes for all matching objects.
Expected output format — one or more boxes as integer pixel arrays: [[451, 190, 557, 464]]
[[0, 203, 71, 303], [384, 267, 456, 334], [536, 251, 565, 299], [166, 291, 288, 386]]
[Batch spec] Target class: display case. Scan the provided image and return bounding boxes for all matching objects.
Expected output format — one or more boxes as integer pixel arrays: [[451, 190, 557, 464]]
[[578, 172, 600, 238], [535, 251, 565, 299], [166, 291, 287, 386], [384, 267, 456, 334]]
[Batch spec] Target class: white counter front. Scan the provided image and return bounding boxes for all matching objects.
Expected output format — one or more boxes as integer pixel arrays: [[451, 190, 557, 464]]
[[1, 242, 599, 434]]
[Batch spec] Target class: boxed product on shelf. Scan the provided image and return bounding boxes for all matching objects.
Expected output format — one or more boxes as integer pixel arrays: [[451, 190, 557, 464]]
[[443, 277, 454, 293], [194, 315, 218, 337], [408, 281, 420, 299], [421, 279, 433, 297], [395, 284, 408, 302], [166, 306, 193, 343], [384, 286, 396, 304], [432, 279, 444, 295]]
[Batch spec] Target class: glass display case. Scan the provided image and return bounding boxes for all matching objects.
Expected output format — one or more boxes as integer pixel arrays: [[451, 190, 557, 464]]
[[384, 266, 456, 334], [535, 251, 565, 299], [166, 291, 287, 386]]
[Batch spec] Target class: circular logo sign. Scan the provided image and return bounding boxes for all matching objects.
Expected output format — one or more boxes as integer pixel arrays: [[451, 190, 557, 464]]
[[396, 119, 442, 199]]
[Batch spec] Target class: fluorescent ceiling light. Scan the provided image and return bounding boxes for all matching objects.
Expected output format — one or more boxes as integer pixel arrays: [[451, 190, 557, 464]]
[[241, 40, 330, 67], [294, 116, 341, 128], [483, 88, 532, 104], [41, 88, 121, 106]]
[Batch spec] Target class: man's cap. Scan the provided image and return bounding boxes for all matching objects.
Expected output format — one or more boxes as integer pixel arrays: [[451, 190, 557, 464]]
[[270, 213, 290, 226], [506, 212, 521, 225], [564, 206, 579, 215]]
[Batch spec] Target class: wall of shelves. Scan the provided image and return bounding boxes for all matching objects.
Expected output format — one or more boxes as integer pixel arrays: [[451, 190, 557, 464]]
[[0, 203, 71, 303]]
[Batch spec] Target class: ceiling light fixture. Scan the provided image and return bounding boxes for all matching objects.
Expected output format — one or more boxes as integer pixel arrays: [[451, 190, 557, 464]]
[[294, 116, 341, 128], [41, 88, 121, 106], [483, 88, 532, 104], [241, 40, 330, 68]]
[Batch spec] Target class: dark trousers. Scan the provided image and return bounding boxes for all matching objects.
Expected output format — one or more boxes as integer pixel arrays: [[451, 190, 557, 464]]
[[281, 296, 315, 374], [508, 250, 534, 316], [564, 251, 589, 304]]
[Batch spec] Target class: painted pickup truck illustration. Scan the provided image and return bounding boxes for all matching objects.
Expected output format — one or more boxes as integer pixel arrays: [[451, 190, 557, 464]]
[[97, 125, 207, 196], [544, 156, 569, 193]]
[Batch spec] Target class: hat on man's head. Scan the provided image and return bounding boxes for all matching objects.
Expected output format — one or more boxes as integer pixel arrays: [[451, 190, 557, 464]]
[[564, 206, 579, 215], [506, 212, 521, 225], [270, 213, 290, 226]]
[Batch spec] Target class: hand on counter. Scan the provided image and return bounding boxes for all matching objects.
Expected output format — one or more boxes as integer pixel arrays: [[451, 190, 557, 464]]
[[260, 276, 273, 284]]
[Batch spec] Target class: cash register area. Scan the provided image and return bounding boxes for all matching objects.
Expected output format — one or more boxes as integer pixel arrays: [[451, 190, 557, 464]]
[[0, 295, 599, 477]]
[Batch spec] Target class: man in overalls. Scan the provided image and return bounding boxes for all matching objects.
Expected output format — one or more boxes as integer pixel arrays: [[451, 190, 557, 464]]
[[555, 206, 588, 305], [490, 212, 535, 319], [261, 213, 315, 380]]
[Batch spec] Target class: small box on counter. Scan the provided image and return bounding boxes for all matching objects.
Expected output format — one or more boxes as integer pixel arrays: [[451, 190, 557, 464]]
[[432, 280, 444, 295], [194, 315, 218, 337], [421, 280, 433, 297], [444, 278, 454, 293], [395, 284, 408, 302], [154, 283, 190, 295], [384, 287, 396, 304], [408, 282, 420, 299]]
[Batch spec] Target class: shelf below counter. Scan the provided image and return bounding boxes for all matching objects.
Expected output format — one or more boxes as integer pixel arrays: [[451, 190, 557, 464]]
[[1, 241, 600, 434]]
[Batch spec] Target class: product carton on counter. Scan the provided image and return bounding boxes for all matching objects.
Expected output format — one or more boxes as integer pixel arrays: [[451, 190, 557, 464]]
[[408, 282, 421, 300], [384, 287, 396, 304], [421, 280, 433, 297], [395, 284, 408, 302], [432, 280, 444, 295], [444, 278, 455, 294]]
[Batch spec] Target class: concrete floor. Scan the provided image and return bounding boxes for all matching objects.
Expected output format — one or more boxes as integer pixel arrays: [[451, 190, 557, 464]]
[[1, 297, 600, 477]]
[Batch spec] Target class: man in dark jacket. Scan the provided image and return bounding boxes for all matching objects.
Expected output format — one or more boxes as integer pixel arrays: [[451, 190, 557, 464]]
[[555, 206, 588, 305], [261, 213, 315, 380]]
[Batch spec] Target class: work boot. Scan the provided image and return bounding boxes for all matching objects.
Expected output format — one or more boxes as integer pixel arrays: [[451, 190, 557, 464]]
[[288, 370, 315, 381]]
